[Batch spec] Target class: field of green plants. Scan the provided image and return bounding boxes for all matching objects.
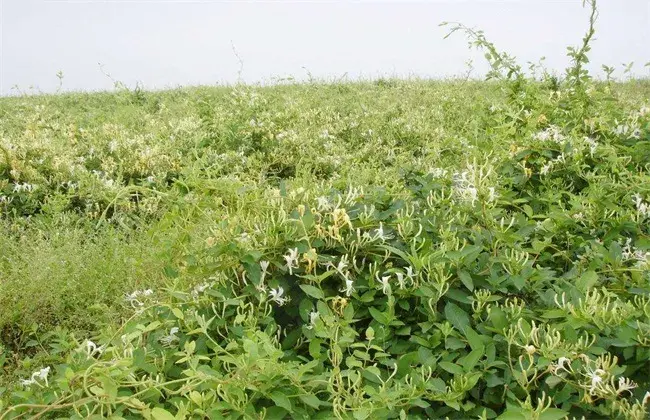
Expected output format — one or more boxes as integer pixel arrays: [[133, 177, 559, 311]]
[[1, 2, 650, 419]]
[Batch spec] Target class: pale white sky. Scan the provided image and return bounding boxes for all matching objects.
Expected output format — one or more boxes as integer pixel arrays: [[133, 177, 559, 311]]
[[1, 0, 649, 95]]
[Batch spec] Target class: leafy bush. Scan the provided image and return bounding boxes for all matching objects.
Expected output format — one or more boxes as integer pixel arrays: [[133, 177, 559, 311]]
[[1, 1, 650, 418]]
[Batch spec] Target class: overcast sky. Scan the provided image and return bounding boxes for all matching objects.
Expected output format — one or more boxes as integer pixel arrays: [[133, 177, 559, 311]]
[[1, 0, 649, 95]]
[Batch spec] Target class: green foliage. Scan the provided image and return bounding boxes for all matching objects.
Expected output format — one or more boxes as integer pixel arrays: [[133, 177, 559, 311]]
[[2, 1, 650, 418]]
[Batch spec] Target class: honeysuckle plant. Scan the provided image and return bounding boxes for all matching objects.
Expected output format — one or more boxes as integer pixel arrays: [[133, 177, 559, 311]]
[[2, 0, 650, 419]]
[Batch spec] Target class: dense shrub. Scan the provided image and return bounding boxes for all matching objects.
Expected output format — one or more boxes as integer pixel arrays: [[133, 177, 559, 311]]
[[1, 1, 650, 418]]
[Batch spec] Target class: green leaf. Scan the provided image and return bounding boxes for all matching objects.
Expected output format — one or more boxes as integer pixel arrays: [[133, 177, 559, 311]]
[[576, 270, 598, 292], [464, 327, 485, 352], [270, 392, 292, 412], [511, 275, 525, 290], [171, 308, 184, 320], [369, 307, 390, 325], [497, 410, 527, 420], [545, 375, 563, 388], [143, 321, 162, 332], [539, 408, 569, 420], [298, 394, 321, 409], [489, 307, 507, 331], [245, 261, 262, 286], [309, 339, 322, 359], [353, 408, 371, 420], [151, 407, 176, 420], [523, 204, 534, 218], [99, 376, 118, 401], [445, 336, 466, 350], [461, 348, 484, 371], [299, 284, 324, 300], [439, 361, 464, 375], [458, 270, 474, 291], [541, 308, 567, 319], [444, 302, 470, 334]]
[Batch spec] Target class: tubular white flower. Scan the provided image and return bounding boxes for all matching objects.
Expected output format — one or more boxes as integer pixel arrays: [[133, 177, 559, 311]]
[[553, 356, 572, 374], [395, 272, 406, 290], [373, 222, 392, 242], [588, 369, 606, 395], [488, 187, 498, 203], [617, 376, 637, 394], [340, 279, 355, 297], [160, 327, 180, 346], [269, 286, 289, 306], [284, 248, 299, 275], [85, 340, 103, 357], [405, 266, 415, 282], [125, 290, 148, 307], [332, 254, 349, 275], [20, 366, 51, 388], [306, 311, 320, 330], [377, 273, 391, 295], [19, 378, 36, 387]]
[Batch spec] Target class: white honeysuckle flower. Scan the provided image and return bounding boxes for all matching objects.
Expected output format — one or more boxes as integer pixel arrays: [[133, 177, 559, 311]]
[[160, 327, 180, 346], [533, 125, 565, 144], [284, 248, 299, 275], [465, 186, 478, 206], [620, 237, 650, 268], [373, 222, 392, 242], [85, 340, 103, 357], [336, 255, 349, 274], [306, 311, 320, 330], [540, 163, 552, 175], [341, 279, 355, 297], [633, 193, 650, 218], [125, 292, 144, 307], [487, 187, 497, 203], [316, 196, 330, 211], [260, 260, 270, 284], [20, 366, 51, 388], [584, 136, 598, 156], [405, 266, 415, 282], [108, 140, 118, 152], [125, 289, 154, 308], [428, 167, 448, 178], [13, 183, 35, 193], [588, 368, 606, 395], [395, 272, 406, 290], [524, 345, 536, 355], [269, 286, 288, 306], [19, 378, 36, 387], [377, 274, 391, 295], [319, 130, 334, 139], [553, 357, 572, 374], [38, 366, 50, 382], [617, 377, 637, 394], [192, 281, 215, 298]]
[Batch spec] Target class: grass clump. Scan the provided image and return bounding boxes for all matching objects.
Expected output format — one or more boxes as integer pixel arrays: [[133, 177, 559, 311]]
[[1, 1, 650, 418]]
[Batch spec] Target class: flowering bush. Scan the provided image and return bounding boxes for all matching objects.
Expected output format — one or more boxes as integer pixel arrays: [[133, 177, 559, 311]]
[[1, 1, 650, 418]]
